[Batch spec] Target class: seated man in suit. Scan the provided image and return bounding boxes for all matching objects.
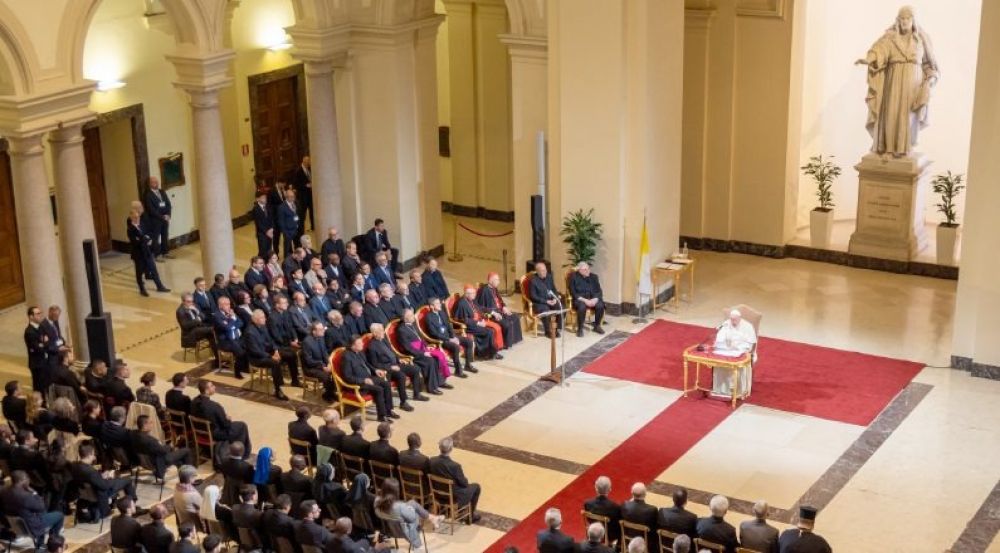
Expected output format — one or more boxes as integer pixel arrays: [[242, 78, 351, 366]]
[[101, 406, 136, 466], [340, 241, 363, 283], [170, 523, 199, 553], [392, 282, 419, 314], [362, 290, 390, 330], [425, 297, 473, 379], [377, 284, 400, 321], [165, 373, 192, 414], [341, 335, 398, 422], [344, 301, 368, 336], [279, 455, 313, 500], [288, 406, 319, 464], [367, 323, 422, 411], [453, 285, 502, 360], [104, 364, 137, 408], [368, 422, 399, 466], [243, 309, 295, 400], [364, 218, 400, 274], [225, 269, 251, 305], [396, 309, 443, 394], [421, 257, 449, 301], [530, 262, 563, 338], [326, 279, 350, 313], [304, 257, 328, 292], [568, 261, 607, 337], [696, 495, 739, 553], [289, 292, 318, 339], [212, 297, 248, 379], [340, 416, 371, 461], [399, 432, 431, 473], [0, 470, 64, 548], [477, 272, 523, 348], [658, 487, 698, 542], [309, 282, 333, 321], [407, 269, 427, 306], [325, 311, 353, 352], [70, 443, 140, 519], [2, 380, 27, 430], [261, 494, 297, 548], [190, 380, 252, 454], [139, 504, 174, 553], [429, 437, 481, 522], [302, 321, 338, 403], [176, 293, 219, 364], [324, 252, 348, 291], [232, 484, 263, 539], [777, 505, 831, 553], [276, 188, 301, 258], [537, 508, 576, 553], [192, 277, 216, 315], [245, 256, 270, 292], [283, 248, 307, 283], [371, 252, 396, 289], [110, 497, 142, 553], [131, 415, 193, 480], [622, 483, 658, 548], [328, 516, 391, 553], [219, 442, 254, 506], [739, 500, 779, 553], [322, 226, 347, 261], [208, 273, 231, 306], [318, 409, 346, 450], [295, 500, 333, 548], [584, 476, 622, 544], [268, 294, 301, 348]]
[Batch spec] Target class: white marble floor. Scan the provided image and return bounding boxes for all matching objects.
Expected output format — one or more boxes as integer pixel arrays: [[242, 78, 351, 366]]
[[0, 215, 996, 552]]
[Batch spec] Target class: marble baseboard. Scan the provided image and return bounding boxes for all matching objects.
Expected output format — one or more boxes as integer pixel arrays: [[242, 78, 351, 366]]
[[442, 201, 516, 223], [950, 355, 1000, 381], [402, 244, 444, 271], [680, 235, 958, 280]]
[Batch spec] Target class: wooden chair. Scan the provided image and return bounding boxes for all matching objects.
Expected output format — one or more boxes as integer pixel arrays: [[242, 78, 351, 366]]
[[519, 272, 541, 336], [721, 304, 763, 361], [237, 527, 264, 552], [581, 511, 611, 545], [619, 520, 651, 553], [736, 547, 764, 553], [249, 363, 272, 392], [164, 408, 190, 448], [657, 529, 682, 552], [443, 293, 469, 336], [187, 415, 215, 467], [398, 466, 431, 509], [288, 437, 316, 476], [427, 474, 472, 535], [416, 305, 468, 359], [330, 347, 374, 419], [369, 459, 396, 490], [385, 319, 415, 363], [134, 452, 166, 500], [183, 338, 212, 362], [214, 330, 235, 373], [274, 536, 297, 553], [695, 538, 726, 553], [340, 453, 367, 481], [376, 508, 428, 553]]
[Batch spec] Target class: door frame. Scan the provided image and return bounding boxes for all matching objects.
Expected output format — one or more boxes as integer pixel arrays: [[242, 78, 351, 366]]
[[248, 63, 310, 185], [0, 139, 25, 308]]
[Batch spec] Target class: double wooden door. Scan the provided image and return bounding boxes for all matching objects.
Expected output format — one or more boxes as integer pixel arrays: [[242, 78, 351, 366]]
[[0, 149, 24, 308], [250, 68, 306, 186], [82, 126, 112, 253]]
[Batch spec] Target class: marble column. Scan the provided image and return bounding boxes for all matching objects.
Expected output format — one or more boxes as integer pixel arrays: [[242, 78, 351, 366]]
[[414, 23, 444, 254], [49, 124, 98, 362], [302, 60, 344, 238], [7, 134, 66, 314], [184, 87, 235, 279]]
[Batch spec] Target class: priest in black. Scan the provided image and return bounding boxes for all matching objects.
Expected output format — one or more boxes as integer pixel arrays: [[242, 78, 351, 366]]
[[568, 262, 606, 337], [243, 309, 295, 400], [424, 297, 474, 378], [395, 309, 443, 394], [476, 272, 523, 348], [529, 262, 562, 338], [340, 335, 398, 422], [366, 324, 422, 410], [452, 286, 501, 360]]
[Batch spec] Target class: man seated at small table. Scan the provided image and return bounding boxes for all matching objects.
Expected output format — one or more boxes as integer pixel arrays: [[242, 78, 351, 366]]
[[712, 309, 757, 397]]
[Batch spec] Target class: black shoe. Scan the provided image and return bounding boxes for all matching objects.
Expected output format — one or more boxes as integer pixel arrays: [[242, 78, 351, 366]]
[[556, 331, 562, 338], [494, 353, 504, 360], [156, 287, 171, 293], [290, 381, 302, 388], [377, 417, 391, 423], [275, 390, 289, 401], [429, 389, 444, 395], [456, 372, 468, 378], [470, 513, 482, 524], [440, 383, 454, 390], [139, 289, 149, 297], [388, 411, 401, 419], [400, 402, 414, 412], [414, 394, 430, 401], [233, 373, 245, 380], [593, 325, 605, 334], [466, 365, 479, 373]]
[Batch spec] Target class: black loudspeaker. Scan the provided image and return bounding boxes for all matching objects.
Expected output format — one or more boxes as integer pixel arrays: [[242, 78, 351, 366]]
[[530, 194, 545, 267], [83, 240, 116, 365]]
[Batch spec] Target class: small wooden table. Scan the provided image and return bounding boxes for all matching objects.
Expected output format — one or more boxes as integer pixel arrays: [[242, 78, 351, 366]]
[[653, 258, 696, 310], [682, 344, 751, 409]]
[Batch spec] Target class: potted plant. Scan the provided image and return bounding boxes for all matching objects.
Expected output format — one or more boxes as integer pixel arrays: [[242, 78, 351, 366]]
[[931, 171, 964, 265], [560, 208, 604, 266], [801, 154, 841, 249]]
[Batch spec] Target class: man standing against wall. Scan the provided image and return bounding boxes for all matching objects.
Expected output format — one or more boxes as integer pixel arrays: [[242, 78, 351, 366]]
[[291, 156, 313, 235], [144, 177, 172, 260]]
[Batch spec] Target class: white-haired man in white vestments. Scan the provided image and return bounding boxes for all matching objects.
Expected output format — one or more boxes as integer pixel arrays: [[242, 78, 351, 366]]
[[712, 309, 757, 397]]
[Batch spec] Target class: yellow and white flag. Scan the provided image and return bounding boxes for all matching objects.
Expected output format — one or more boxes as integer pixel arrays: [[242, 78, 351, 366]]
[[637, 217, 653, 297]]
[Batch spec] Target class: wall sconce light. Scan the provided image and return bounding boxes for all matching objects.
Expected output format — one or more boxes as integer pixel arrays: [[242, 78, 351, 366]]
[[97, 80, 126, 92], [267, 41, 293, 52]]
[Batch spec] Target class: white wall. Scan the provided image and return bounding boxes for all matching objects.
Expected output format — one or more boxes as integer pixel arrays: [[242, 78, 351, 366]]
[[797, 0, 981, 228]]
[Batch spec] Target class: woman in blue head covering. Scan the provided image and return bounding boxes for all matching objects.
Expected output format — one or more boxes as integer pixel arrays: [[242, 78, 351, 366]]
[[252, 446, 282, 502]]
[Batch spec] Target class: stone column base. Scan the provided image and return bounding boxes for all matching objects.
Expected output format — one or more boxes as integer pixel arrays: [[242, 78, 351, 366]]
[[848, 152, 930, 262]]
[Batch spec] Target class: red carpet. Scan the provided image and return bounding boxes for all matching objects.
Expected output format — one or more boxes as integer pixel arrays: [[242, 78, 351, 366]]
[[483, 320, 923, 552], [583, 320, 924, 426]]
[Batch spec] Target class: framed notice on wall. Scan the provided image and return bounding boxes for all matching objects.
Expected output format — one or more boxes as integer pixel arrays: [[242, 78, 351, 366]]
[[158, 152, 185, 189]]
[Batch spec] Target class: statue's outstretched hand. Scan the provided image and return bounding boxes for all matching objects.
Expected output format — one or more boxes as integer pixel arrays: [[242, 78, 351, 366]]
[[854, 58, 869, 66]]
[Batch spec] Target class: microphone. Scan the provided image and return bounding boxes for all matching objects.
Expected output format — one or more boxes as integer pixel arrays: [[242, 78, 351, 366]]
[[695, 322, 726, 352], [547, 290, 556, 299]]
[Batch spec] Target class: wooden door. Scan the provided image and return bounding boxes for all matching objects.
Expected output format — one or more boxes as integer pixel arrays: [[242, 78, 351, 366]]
[[0, 149, 24, 308], [250, 73, 303, 185], [82, 126, 112, 253]]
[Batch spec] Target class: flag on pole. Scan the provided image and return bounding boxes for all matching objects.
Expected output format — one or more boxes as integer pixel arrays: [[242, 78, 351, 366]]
[[637, 217, 653, 297]]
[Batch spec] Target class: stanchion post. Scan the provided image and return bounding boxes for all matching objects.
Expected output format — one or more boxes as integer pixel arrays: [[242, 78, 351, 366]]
[[448, 217, 464, 262]]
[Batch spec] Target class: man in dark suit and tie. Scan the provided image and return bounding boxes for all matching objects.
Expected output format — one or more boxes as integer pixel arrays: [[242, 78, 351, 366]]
[[190, 380, 252, 455], [131, 415, 193, 479], [344, 302, 368, 336], [429, 437, 481, 522], [697, 495, 739, 553], [364, 218, 399, 273], [421, 257, 449, 301], [324, 253, 348, 291], [622, 483, 659, 549], [212, 297, 247, 379], [362, 290, 389, 330], [144, 176, 172, 259], [425, 297, 474, 377], [291, 156, 313, 234], [40, 305, 70, 371], [391, 282, 417, 314], [529, 261, 562, 338], [396, 309, 442, 394], [165, 373, 192, 414], [23, 306, 51, 394], [408, 270, 427, 306], [366, 323, 421, 411], [324, 311, 352, 352], [252, 190, 274, 259], [287, 406, 319, 463], [295, 500, 333, 549], [584, 476, 623, 544], [657, 487, 698, 542], [368, 422, 399, 466], [243, 309, 294, 400], [245, 256, 269, 291], [302, 321, 338, 403], [176, 293, 218, 364], [399, 432, 431, 473], [321, 227, 346, 260], [276, 188, 300, 258], [536, 508, 576, 553], [280, 455, 313, 498], [372, 253, 395, 289], [128, 208, 170, 297], [192, 277, 216, 315], [341, 336, 397, 422], [340, 416, 371, 462]]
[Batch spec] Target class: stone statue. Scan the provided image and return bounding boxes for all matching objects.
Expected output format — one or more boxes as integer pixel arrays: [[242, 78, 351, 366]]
[[855, 6, 939, 158]]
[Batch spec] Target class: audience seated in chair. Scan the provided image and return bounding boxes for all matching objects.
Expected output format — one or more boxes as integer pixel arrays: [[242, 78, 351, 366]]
[[537, 507, 576, 553], [429, 437, 481, 523], [739, 500, 779, 553], [110, 497, 142, 553], [579, 522, 615, 553], [696, 495, 739, 553], [658, 487, 698, 542], [139, 504, 174, 553]]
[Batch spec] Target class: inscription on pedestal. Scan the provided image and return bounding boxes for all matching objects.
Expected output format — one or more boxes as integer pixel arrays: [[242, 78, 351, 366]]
[[848, 153, 930, 262], [862, 185, 905, 233]]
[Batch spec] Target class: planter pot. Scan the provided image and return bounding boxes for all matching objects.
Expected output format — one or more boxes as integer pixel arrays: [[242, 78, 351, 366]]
[[936, 224, 959, 265], [810, 209, 834, 249]]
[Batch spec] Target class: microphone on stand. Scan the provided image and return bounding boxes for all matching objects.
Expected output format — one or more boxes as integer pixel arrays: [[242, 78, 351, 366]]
[[696, 322, 726, 352]]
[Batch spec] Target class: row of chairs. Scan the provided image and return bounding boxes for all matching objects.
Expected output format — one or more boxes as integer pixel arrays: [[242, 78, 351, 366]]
[[581, 510, 762, 553], [519, 269, 599, 336]]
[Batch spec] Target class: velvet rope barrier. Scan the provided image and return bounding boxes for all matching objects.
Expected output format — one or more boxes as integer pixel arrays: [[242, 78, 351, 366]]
[[456, 222, 514, 238]]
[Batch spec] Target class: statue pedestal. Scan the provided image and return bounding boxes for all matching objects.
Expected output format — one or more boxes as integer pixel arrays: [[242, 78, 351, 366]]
[[848, 153, 930, 261]]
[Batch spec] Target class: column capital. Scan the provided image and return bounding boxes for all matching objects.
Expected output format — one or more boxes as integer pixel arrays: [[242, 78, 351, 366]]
[[302, 60, 336, 77], [4, 133, 45, 157], [0, 82, 95, 138], [48, 122, 86, 145], [165, 50, 235, 97]]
